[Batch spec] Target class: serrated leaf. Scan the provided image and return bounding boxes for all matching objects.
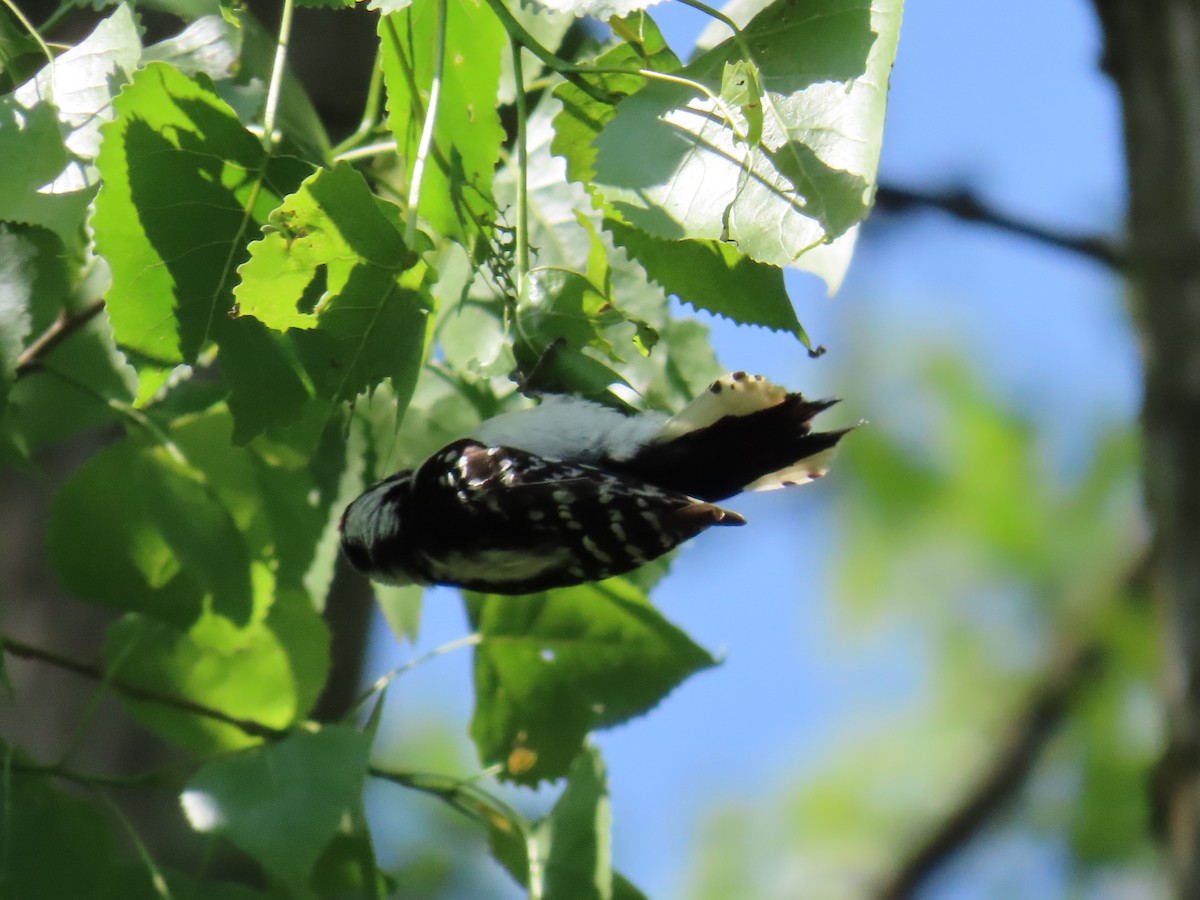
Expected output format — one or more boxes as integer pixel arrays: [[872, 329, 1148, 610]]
[[94, 61, 313, 364], [235, 163, 433, 405], [605, 218, 809, 343], [466, 577, 715, 784], [592, 0, 903, 285], [236, 163, 417, 332], [106, 595, 331, 752], [182, 726, 370, 886], [1, 4, 141, 244]]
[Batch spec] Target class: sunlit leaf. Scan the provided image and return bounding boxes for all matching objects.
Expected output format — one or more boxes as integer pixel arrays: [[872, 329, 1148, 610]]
[[378, 0, 506, 234], [94, 61, 312, 363], [105, 593, 331, 752], [592, 0, 902, 285], [1, 4, 141, 243]]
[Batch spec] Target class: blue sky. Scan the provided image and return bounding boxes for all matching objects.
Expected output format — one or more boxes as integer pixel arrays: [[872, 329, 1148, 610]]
[[363, 1, 1138, 896]]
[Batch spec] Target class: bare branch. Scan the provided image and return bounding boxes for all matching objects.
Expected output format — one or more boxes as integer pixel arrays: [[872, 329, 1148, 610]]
[[874, 184, 1126, 271], [873, 639, 1107, 900], [14, 299, 107, 379], [2, 634, 284, 739]]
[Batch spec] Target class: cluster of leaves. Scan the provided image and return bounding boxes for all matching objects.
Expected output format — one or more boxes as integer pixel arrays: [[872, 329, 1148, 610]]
[[0, 0, 900, 895]]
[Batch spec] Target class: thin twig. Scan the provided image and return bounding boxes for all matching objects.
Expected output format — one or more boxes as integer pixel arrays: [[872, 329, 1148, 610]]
[[482, 0, 615, 104], [2, 635, 284, 739], [874, 184, 1126, 271], [351, 632, 481, 713], [14, 298, 106, 379], [511, 40, 530, 294], [874, 639, 1107, 900]]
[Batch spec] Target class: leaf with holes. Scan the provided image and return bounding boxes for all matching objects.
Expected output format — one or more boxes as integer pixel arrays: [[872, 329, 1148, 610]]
[[234, 162, 433, 405], [466, 578, 715, 785]]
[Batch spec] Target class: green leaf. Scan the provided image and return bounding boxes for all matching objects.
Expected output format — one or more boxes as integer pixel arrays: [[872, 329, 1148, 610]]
[[604, 218, 809, 342], [378, 0, 506, 234], [234, 163, 433, 406], [0, 7, 44, 90], [0, 101, 75, 238], [1, 4, 141, 243], [720, 60, 763, 147], [375, 583, 424, 643], [535, 745, 614, 900], [551, 14, 680, 186], [105, 595, 331, 751], [0, 769, 120, 900], [182, 725, 371, 886], [236, 163, 417, 331], [143, 14, 242, 81], [466, 577, 716, 784], [2, 308, 135, 459], [49, 439, 205, 626], [592, 0, 903, 284], [493, 97, 722, 409], [94, 61, 313, 364], [142, 453, 254, 624], [485, 746, 650, 899], [0, 224, 36, 405]]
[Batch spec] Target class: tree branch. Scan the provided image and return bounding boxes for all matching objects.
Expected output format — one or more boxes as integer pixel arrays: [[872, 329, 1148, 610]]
[[2, 634, 284, 739], [14, 299, 107, 379], [874, 184, 1126, 271], [873, 639, 1107, 900]]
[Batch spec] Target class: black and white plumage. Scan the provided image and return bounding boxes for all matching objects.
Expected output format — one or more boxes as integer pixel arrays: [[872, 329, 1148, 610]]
[[339, 372, 849, 594]]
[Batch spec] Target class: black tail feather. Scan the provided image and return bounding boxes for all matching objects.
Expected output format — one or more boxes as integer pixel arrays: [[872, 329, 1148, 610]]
[[610, 395, 847, 501]]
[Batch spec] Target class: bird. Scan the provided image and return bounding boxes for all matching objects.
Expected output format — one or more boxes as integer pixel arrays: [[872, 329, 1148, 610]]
[[339, 372, 849, 594]]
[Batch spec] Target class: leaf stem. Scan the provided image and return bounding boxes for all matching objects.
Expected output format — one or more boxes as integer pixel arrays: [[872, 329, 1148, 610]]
[[329, 47, 386, 160], [406, 0, 448, 247], [333, 139, 400, 163], [482, 0, 613, 103], [260, 0, 296, 151], [2, 635, 285, 739], [36, 366, 189, 466], [674, 0, 741, 37], [95, 788, 173, 899], [352, 632, 482, 712], [511, 40, 530, 294], [369, 765, 533, 848], [0, 0, 56, 95]]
